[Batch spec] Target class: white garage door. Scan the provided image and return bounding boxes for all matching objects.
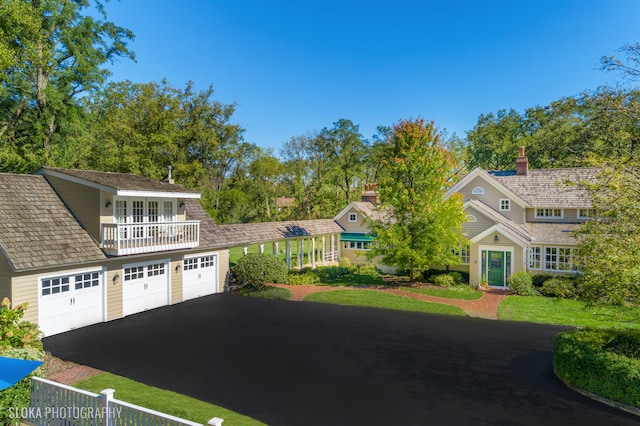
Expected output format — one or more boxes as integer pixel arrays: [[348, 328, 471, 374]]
[[39, 271, 104, 337], [123, 260, 170, 316], [182, 253, 218, 301]]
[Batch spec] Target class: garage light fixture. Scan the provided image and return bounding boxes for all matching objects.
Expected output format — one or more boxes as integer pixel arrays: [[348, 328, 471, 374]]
[[105, 200, 112, 208], [175, 264, 181, 272], [112, 273, 120, 283], [493, 234, 499, 243]]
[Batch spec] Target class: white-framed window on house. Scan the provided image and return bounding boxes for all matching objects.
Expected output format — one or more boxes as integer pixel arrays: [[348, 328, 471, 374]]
[[528, 246, 541, 270], [544, 246, 577, 271], [535, 208, 563, 219], [346, 241, 371, 250], [471, 187, 485, 195], [466, 215, 477, 222], [348, 213, 357, 222], [578, 209, 597, 219], [499, 199, 510, 211], [460, 245, 470, 264]]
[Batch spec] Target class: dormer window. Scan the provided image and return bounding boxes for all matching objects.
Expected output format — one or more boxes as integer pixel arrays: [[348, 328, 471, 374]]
[[500, 199, 510, 211], [348, 213, 357, 222], [471, 187, 485, 195]]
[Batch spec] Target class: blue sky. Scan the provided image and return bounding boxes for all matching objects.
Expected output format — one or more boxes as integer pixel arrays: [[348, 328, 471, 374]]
[[99, 1, 640, 152]]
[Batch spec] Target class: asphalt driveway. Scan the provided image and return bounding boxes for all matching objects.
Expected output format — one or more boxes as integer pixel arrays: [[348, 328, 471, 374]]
[[43, 294, 639, 426]]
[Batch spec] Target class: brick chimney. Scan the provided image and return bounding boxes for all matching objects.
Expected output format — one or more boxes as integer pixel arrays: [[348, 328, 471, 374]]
[[515, 146, 528, 176], [361, 183, 380, 204]]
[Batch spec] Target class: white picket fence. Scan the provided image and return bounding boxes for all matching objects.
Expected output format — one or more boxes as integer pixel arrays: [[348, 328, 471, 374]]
[[28, 377, 223, 426]]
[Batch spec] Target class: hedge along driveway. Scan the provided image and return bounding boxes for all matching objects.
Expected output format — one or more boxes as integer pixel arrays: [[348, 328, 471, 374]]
[[43, 294, 640, 426]]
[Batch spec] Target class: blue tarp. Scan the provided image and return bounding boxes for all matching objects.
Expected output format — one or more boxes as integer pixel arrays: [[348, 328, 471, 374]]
[[0, 356, 43, 391]]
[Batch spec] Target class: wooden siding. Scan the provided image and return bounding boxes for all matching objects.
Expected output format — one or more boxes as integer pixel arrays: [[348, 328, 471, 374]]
[[105, 267, 122, 320], [170, 258, 182, 304], [335, 207, 371, 233], [45, 175, 101, 240], [463, 206, 495, 238], [217, 249, 230, 291], [457, 175, 525, 223]]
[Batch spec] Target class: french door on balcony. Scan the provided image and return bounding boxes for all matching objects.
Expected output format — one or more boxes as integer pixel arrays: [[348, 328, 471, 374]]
[[114, 197, 176, 240]]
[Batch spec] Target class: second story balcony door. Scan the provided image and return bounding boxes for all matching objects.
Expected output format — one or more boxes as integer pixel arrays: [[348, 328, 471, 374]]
[[115, 198, 176, 240]]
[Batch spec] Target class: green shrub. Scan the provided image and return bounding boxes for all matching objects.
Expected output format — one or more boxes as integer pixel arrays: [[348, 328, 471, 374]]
[[531, 274, 556, 288], [554, 328, 640, 408], [317, 266, 355, 282], [540, 278, 576, 299], [287, 270, 321, 285], [0, 347, 45, 426], [234, 253, 289, 290], [507, 271, 537, 295], [0, 298, 42, 351], [338, 257, 352, 267], [237, 286, 292, 300], [433, 274, 456, 287], [423, 269, 469, 283]]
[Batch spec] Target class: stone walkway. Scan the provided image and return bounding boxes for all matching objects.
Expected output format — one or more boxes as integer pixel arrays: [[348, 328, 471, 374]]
[[268, 283, 509, 319], [44, 353, 103, 385]]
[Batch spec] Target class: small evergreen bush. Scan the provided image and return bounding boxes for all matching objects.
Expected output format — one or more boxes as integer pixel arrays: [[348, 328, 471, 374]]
[[531, 274, 556, 288], [338, 257, 352, 267], [234, 253, 288, 290], [507, 271, 537, 295], [433, 274, 456, 287], [540, 278, 576, 300], [317, 266, 355, 282]]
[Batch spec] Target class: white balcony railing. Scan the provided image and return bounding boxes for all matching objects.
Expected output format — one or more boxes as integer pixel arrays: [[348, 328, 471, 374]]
[[101, 221, 200, 255]]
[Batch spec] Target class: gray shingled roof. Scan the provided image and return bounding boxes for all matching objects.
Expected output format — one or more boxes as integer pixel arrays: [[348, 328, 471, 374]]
[[40, 167, 199, 194], [0, 174, 106, 271], [489, 168, 598, 208], [522, 223, 581, 244], [217, 219, 344, 246]]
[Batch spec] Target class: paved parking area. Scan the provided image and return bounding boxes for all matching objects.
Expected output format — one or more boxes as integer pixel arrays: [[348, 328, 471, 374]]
[[43, 294, 639, 426]]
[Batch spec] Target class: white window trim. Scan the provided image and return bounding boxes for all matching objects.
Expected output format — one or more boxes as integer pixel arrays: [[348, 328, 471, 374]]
[[348, 213, 357, 222], [528, 246, 542, 270], [471, 187, 485, 195], [534, 208, 564, 219], [499, 199, 511, 212], [114, 196, 177, 223], [466, 214, 477, 223], [577, 208, 596, 219]]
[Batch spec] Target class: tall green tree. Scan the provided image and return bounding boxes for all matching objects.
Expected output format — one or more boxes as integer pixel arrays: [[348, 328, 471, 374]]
[[574, 158, 640, 306], [0, 0, 134, 171], [317, 119, 367, 205], [369, 118, 467, 280]]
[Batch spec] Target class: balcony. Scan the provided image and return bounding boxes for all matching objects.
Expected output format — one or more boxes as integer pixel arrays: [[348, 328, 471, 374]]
[[101, 221, 200, 256]]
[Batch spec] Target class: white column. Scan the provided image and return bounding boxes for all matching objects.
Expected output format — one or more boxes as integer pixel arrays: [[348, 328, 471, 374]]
[[298, 239, 304, 269], [286, 240, 292, 269], [330, 235, 335, 262], [259, 244, 264, 253], [311, 237, 316, 268], [242, 246, 248, 255], [273, 241, 279, 256], [322, 236, 326, 265]]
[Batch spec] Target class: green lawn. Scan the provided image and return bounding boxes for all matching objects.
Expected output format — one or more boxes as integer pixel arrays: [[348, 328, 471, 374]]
[[237, 286, 292, 300], [73, 373, 265, 425], [323, 271, 386, 286], [498, 296, 640, 328], [400, 286, 482, 300], [304, 289, 466, 316]]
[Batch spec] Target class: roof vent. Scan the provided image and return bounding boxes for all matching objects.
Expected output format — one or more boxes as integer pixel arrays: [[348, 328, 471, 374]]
[[165, 165, 175, 184]]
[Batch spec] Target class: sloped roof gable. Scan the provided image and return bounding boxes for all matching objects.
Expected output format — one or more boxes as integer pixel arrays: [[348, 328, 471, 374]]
[[0, 174, 106, 271]]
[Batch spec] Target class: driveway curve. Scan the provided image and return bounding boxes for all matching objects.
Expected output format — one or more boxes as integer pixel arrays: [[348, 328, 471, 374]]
[[43, 294, 638, 426]]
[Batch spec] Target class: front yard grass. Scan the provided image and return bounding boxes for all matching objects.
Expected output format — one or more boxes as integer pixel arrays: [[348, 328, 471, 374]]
[[498, 296, 640, 328], [73, 372, 265, 425], [304, 290, 466, 316], [400, 286, 482, 300]]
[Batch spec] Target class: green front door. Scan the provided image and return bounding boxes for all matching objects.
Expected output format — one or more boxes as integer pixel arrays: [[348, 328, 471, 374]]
[[487, 251, 505, 287]]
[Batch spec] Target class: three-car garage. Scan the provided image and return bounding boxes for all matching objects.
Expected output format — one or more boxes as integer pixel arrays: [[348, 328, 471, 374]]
[[38, 253, 220, 336]]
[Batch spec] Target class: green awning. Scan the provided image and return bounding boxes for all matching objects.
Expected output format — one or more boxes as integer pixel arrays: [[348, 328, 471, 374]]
[[340, 233, 374, 242]]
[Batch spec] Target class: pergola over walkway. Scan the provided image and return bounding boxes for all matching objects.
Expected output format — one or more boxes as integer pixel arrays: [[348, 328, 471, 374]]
[[217, 219, 344, 269]]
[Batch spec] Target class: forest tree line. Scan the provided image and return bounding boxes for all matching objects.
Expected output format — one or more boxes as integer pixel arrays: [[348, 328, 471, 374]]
[[1, 0, 639, 224]]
